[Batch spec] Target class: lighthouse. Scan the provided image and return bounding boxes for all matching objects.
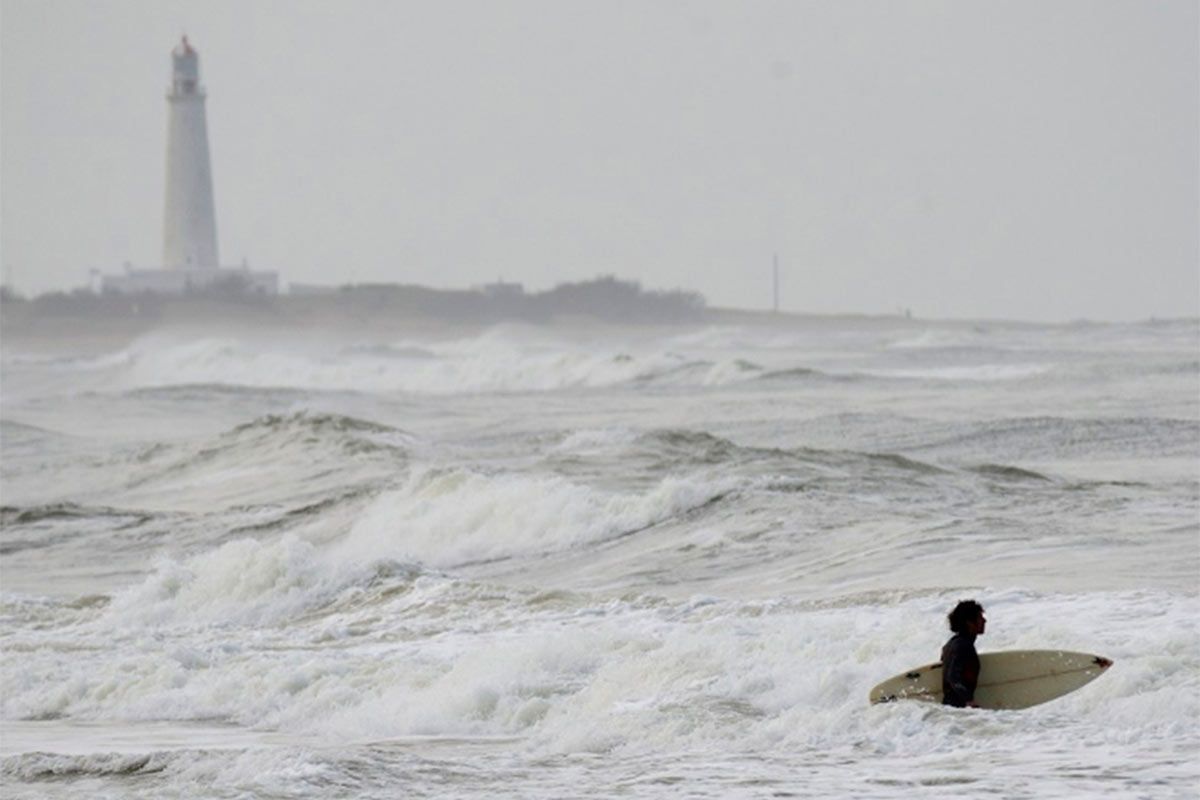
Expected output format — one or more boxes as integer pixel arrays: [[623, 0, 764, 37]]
[[162, 36, 219, 270], [98, 38, 276, 295]]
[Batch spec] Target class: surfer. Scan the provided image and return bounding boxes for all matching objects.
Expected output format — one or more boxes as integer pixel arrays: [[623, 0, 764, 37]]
[[942, 600, 986, 708]]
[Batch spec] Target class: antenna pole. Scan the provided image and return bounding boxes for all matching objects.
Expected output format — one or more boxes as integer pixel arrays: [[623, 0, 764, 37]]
[[772, 253, 780, 314]]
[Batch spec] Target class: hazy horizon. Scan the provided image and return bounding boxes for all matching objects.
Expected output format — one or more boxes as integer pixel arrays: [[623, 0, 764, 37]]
[[2, 0, 1197, 323]]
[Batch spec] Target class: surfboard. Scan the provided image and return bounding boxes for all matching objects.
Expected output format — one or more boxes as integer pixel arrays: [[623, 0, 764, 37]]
[[869, 650, 1113, 709]]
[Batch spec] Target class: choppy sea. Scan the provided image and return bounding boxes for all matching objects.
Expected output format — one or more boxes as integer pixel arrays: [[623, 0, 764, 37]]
[[1, 316, 1197, 798]]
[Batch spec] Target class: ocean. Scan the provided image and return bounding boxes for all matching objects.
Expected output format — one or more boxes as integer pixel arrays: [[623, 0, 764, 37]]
[[1, 316, 1197, 798]]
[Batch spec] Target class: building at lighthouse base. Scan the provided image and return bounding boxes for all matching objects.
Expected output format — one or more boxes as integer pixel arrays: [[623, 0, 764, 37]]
[[100, 264, 278, 295]]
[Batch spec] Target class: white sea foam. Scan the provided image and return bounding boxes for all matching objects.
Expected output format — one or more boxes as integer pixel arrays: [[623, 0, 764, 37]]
[[104, 535, 340, 627], [5, 585, 1193, 762], [550, 427, 642, 455]]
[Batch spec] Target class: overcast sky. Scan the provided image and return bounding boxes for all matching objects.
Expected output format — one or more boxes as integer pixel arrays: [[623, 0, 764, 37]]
[[2, 0, 1196, 321]]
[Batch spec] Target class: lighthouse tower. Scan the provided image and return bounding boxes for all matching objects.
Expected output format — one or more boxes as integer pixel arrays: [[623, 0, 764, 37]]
[[163, 36, 219, 269], [99, 38, 277, 295]]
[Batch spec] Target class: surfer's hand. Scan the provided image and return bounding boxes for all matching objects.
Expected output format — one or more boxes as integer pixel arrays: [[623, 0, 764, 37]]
[[966, 701, 979, 708]]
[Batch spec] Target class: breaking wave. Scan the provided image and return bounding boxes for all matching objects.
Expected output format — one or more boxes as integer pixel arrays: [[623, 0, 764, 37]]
[[2, 751, 171, 780], [113, 412, 412, 511], [79, 332, 787, 394], [337, 467, 741, 569]]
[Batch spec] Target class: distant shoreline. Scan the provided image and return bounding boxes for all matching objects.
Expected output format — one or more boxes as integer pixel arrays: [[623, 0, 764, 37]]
[[2, 278, 1190, 356], [0, 275, 909, 345]]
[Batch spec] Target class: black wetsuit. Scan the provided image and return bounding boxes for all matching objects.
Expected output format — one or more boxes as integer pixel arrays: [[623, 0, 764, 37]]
[[941, 632, 980, 707]]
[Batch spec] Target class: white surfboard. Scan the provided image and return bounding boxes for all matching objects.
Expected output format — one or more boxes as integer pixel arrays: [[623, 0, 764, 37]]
[[869, 650, 1113, 709]]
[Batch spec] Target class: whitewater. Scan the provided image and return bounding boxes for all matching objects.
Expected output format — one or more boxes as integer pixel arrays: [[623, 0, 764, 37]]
[[1, 316, 1197, 798]]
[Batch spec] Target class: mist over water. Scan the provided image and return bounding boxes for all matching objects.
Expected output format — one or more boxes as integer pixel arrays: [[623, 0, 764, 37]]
[[2, 316, 1198, 798]]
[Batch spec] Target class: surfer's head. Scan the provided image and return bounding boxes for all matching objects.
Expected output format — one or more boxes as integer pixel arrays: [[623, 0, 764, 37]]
[[948, 600, 986, 635]]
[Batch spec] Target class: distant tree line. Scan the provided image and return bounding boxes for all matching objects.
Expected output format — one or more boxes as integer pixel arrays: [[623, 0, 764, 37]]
[[536, 275, 705, 322], [324, 275, 705, 323], [1, 287, 165, 318], [0, 275, 707, 324]]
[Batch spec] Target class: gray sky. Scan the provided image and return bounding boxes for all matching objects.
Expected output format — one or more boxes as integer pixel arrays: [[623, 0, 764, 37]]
[[2, 0, 1197, 321]]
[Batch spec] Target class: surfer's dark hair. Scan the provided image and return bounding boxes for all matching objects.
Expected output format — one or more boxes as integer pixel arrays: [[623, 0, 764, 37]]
[[948, 600, 984, 633]]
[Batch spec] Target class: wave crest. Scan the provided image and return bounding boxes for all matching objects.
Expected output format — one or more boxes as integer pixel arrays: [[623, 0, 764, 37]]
[[338, 468, 740, 568]]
